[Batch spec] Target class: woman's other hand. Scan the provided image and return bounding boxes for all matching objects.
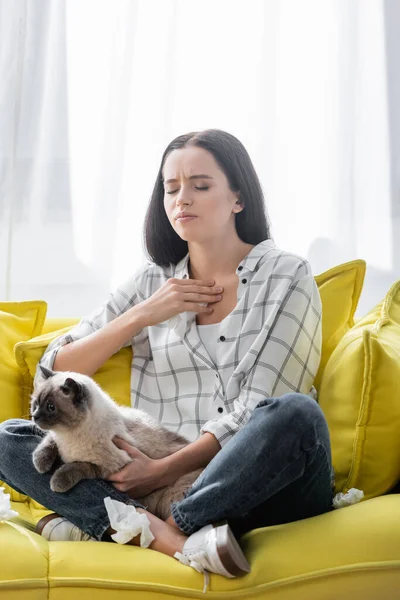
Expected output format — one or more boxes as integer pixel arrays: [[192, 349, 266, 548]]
[[107, 437, 171, 497]]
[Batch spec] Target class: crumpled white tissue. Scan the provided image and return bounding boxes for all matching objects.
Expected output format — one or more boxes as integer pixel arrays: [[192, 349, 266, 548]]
[[0, 487, 19, 522], [333, 487, 364, 509], [167, 303, 208, 338], [104, 497, 155, 547]]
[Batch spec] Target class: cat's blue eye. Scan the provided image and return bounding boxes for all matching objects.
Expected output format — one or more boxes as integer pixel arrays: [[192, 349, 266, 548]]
[[46, 402, 55, 412]]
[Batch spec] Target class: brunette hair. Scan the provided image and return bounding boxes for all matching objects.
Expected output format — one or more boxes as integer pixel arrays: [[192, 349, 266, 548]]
[[143, 129, 271, 266]]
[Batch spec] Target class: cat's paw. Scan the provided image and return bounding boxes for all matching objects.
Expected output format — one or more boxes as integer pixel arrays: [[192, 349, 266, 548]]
[[50, 469, 75, 493], [32, 448, 55, 474]]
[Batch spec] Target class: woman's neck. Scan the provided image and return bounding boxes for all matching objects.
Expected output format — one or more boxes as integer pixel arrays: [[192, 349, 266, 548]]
[[188, 241, 255, 281]]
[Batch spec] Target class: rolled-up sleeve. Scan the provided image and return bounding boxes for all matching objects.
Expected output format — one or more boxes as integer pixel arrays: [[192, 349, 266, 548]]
[[34, 265, 149, 390], [201, 269, 322, 447]]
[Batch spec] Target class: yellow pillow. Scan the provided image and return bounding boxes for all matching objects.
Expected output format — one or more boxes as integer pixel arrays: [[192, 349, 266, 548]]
[[0, 301, 47, 423], [318, 280, 400, 499], [0, 301, 47, 501], [314, 260, 366, 391], [14, 327, 133, 417]]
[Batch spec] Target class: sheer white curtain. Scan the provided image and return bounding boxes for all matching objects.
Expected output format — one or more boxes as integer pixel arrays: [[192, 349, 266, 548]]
[[0, 0, 397, 317]]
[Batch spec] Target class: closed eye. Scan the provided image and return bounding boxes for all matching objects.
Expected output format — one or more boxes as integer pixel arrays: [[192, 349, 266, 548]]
[[166, 186, 209, 194]]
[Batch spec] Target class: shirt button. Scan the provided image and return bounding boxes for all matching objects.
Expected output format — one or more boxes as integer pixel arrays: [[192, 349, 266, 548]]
[[238, 266, 243, 271], [215, 373, 219, 378], [219, 335, 225, 341], [242, 278, 247, 284], [218, 407, 224, 413]]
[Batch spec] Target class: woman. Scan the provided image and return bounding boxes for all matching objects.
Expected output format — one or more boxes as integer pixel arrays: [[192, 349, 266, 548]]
[[0, 129, 334, 581]]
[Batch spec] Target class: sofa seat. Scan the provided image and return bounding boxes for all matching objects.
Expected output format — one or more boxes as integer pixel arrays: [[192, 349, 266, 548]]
[[1, 495, 399, 600]]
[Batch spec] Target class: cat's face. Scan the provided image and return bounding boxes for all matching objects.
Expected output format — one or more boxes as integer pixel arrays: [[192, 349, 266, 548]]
[[30, 367, 92, 431]]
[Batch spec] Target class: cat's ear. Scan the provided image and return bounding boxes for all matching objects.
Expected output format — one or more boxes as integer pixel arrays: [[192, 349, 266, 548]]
[[62, 377, 85, 403], [40, 365, 55, 379]]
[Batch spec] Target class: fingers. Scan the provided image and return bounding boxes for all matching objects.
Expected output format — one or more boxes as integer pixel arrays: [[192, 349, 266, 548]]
[[113, 482, 129, 492], [107, 461, 134, 483], [179, 279, 224, 295], [182, 288, 223, 299], [113, 437, 149, 463], [196, 285, 224, 295], [113, 437, 137, 454], [107, 469, 125, 483], [179, 279, 216, 286], [199, 293, 223, 303]]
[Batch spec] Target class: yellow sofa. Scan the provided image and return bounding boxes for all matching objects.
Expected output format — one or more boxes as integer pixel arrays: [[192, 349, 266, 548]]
[[1, 261, 400, 599]]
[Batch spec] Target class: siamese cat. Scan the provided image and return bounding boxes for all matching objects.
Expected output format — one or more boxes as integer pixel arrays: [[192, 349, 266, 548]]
[[31, 366, 203, 520]]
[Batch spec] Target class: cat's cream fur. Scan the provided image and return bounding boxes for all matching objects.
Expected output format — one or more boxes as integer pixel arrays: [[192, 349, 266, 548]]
[[31, 367, 202, 520]]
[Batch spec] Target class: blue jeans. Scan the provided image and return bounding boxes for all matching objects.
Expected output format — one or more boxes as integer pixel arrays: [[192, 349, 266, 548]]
[[0, 393, 334, 540]]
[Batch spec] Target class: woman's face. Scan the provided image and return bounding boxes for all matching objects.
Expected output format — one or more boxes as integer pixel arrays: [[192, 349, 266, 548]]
[[162, 146, 242, 243]]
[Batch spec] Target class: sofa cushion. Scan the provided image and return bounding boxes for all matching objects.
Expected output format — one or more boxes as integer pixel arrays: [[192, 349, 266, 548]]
[[0, 301, 47, 423], [313, 259, 365, 391], [14, 327, 133, 417], [3, 495, 400, 599], [318, 280, 400, 499], [0, 301, 47, 500]]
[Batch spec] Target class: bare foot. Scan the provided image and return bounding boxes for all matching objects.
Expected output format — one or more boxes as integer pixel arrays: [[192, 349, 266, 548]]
[[165, 513, 181, 530], [106, 507, 188, 558]]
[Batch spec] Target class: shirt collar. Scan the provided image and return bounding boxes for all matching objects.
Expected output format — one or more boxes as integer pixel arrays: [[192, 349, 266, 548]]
[[173, 239, 276, 279]]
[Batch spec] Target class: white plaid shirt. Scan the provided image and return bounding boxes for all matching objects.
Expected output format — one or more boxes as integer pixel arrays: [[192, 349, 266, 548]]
[[36, 240, 322, 448]]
